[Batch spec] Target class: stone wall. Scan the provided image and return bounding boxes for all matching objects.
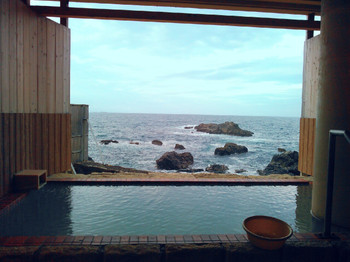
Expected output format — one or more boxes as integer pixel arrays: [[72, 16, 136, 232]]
[[1, 242, 350, 262]]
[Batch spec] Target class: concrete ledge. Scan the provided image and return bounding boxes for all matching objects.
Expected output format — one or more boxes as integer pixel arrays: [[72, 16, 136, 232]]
[[0, 242, 349, 262]]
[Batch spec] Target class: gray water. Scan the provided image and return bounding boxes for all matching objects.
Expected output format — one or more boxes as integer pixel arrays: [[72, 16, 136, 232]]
[[0, 184, 313, 236]]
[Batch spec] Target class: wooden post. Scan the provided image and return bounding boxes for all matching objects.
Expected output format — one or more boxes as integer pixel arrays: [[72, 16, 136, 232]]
[[60, 0, 69, 27], [306, 13, 315, 39]]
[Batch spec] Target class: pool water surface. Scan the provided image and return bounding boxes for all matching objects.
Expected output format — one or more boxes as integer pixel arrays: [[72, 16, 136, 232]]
[[0, 184, 313, 236]]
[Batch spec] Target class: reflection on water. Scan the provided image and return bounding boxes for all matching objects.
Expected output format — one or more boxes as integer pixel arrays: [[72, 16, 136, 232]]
[[0, 184, 314, 236], [0, 185, 73, 236], [295, 185, 313, 232]]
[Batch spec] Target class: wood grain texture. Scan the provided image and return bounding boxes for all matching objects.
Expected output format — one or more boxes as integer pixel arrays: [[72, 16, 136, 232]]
[[298, 118, 316, 176], [1, 0, 10, 113], [301, 35, 320, 118]]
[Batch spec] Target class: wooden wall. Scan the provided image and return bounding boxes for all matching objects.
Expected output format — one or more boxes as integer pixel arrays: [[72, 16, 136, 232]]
[[298, 35, 320, 176], [0, 0, 71, 197]]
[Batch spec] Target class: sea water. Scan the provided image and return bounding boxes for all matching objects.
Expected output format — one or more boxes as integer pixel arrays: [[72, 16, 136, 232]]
[[88, 113, 299, 174]]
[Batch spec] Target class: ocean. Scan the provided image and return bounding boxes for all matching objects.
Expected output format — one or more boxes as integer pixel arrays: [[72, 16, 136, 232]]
[[88, 113, 300, 175]]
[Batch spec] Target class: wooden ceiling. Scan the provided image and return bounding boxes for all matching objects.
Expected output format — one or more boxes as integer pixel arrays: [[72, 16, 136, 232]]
[[31, 0, 321, 30]]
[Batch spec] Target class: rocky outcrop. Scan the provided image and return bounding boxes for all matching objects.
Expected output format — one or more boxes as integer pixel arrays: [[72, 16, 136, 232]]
[[214, 143, 248, 156], [73, 160, 148, 174], [100, 140, 118, 145], [257, 151, 299, 176], [195, 122, 253, 137], [152, 140, 163, 146], [235, 169, 247, 173], [156, 151, 194, 170], [278, 148, 286, 153], [175, 144, 185, 150], [184, 126, 193, 129], [129, 141, 140, 145], [205, 164, 229, 173]]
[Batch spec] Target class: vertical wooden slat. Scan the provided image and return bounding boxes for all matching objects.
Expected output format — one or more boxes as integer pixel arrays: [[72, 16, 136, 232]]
[[20, 113, 26, 170], [3, 114, 10, 194], [29, 114, 35, 169], [46, 20, 56, 114], [298, 118, 304, 172], [23, 6, 30, 113], [35, 114, 42, 169], [66, 114, 72, 170], [16, 0, 25, 113], [42, 114, 49, 173], [24, 113, 30, 168], [55, 114, 61, 173], [55, 24, 64, 114], [15, 113, 22, 172], [63, 27, 70, 113], [29, 13, 38, 113], [9, 114, 16, 184], [1, 0, 10, 113], [48, 114, 55, 175], [0, 114, 3, 196], [9, 0, 17, 113], [61, 114, 67, 172], [38, 17, 47, 113]]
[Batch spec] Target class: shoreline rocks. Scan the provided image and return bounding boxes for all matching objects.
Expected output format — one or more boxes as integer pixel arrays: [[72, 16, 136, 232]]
[[257, 151, 299, 176], [100, 140, 118, 145], [73, 160, 149, 174], [214, 143, 248, 156], [175, 144, 185, 150], [156, 151, 194, 170], [205, 164, 229, 173], [195, 122, 253, 137], [152, 140, 163, 146]]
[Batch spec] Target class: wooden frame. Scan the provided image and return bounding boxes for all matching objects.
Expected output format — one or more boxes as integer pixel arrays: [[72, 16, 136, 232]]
[[32, 6, 320, 30]]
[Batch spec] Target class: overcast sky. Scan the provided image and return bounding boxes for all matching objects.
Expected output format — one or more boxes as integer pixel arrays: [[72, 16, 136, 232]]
[[33, 1, 314, 117]]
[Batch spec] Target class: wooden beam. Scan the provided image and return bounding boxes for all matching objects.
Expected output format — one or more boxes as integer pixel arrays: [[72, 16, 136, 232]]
[[42, 0, 321, 15], [60, 0, 69, 27], [32, 6, 321, 30]]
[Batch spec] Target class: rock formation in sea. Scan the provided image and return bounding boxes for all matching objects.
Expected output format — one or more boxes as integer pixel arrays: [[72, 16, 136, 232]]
[[205, 164, 229, 173], [152, 140, 163, 146], [257, 151, 299, 176], [195, 121, 253, 137], [278, 148, 286, 153], [184, 126, 193, 129], [100, 140, 118, 145], [129, 141, 140, 145], [156, 151, 194, 170], [214, 142, 248, 156], [175, 144, 185, 150]]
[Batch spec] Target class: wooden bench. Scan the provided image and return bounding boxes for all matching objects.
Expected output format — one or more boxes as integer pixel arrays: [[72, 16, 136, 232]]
[[14, 170, 47, 191]]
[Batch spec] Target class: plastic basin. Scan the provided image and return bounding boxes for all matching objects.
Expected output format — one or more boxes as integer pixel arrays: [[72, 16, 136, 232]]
[[242, 215, 293, 250]]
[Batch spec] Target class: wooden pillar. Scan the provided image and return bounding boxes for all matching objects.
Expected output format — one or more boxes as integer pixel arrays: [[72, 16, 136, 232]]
[[60, 0, 69, 27], [306, 14, 315, 39], [311, 0, 350, 228]]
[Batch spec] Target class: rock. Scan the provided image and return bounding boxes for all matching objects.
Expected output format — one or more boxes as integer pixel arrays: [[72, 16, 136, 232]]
[[195, 122, 253, 137], [156, 151, 194, 170], [177, 168, 204, 173], [235, 169, 247, 173], [214, 143, 248, 156], [206, 164, 229, 173], [175, 144, 185, 150], [130, 141, 140, 145], [258, 151, 300, 176], [184, 126, 193, 129], [152, 140, 163, 146], [73, 161, 148, 174], [278, 148, 286, 153], [100, 140, 118, 145], [88, 156, 94, 161]]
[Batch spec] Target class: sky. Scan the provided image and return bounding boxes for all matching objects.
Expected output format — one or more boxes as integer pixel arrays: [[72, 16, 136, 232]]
[[33, 1, 316, 117]]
